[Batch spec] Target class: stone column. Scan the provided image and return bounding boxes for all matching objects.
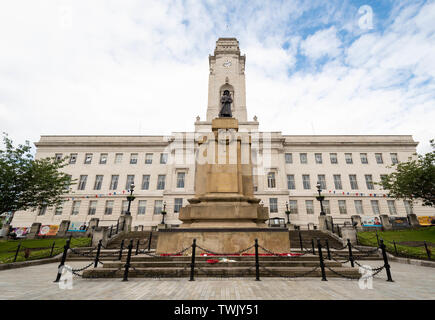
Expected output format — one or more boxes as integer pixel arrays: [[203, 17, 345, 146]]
[[341, 226, 357, 244], [57, 220, 70, 237], [318, 215, 327, 231], [91, 226, 109, 247], [86, 218, 99, 237], [380, 215, 393, 230], [27, 222, 42, 239], [121, 215, 132, 232], [351, 215, 363, 230], [407, 214, 420, 227], [325, 216, 333, 231]]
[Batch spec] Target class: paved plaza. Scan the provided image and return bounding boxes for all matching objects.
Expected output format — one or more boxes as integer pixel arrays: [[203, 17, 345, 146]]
[[0, 260, 433, 300]]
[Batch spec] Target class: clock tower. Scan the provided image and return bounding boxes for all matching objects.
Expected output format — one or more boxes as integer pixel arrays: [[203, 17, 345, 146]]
[[206, 38, 248, 122]]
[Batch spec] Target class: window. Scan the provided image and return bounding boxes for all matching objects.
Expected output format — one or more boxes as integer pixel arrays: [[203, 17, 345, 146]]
[[360, 153, 368, 164], [289, 200, 298, 214], [157, 175, 166, 190], [160, 153, 168, 164], [299, 153, 307, 164], [365, 175, 374, 190], [115, 153, 123, 164], [403, 200, 413, 215], [387, 200, 397, 215], [338, 200, 347, 214], [315, 153, 322, 164], [99, 153, 108, 164], [38, 206, 47, 216], [174, 198, 183, 213], [138, 200, 147, 215], [269, 198, 278, 213], [305, 200, 314, 214], [375, 153, 383, 164], [110, 175, 119, 190], [84, 153, 93, 164], [371, 200, 380, 215], [330, 153, 338, 164], [94, 175, 103, 190], [349, 175, 358, 190], [130, 153, 138, 164], [55, 153, 63, 161], [145, 153, 153, 164], [391, 153, 398, 164], [71, 201, 81, 215], [333, 175, 342, 190], [54, 203, 63, 215], [317, 175, 326, 189], [285, 153, 293, 164], [176, 172, 185, 188], [323, 200, 330, 214], [126, 175, 135, 190], [302, 174, 311, 189], [88, 201, 97, 215], [64, 174, 72, 190], [69, 153, 77, 164], [345, 153, 353, 164], [141, 175, 150, 190], [121, 200, 128, 214], [104, 200, 114, 215], [287, 175, 295, 190], [267, 172, 276, 188], [154, 200, 163, 214], [78, 175, 88, 190], [354, 200, 364, 215]]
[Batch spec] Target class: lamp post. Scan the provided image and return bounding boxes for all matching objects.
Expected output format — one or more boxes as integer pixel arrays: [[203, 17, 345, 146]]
[[125, 184, 136, 216], [160, 201, 167, 225], [316, 182, 326, 216], [285, 201, 291, 225]]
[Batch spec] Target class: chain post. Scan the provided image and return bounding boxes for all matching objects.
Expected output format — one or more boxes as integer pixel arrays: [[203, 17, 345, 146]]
[[298, 231, 303, 252], [255, 239, 260, 281], [94, 240, 102, 268], [317, 239, 327, 281], [380, 239, 393, 282], [424, 241, 431, 260], [50, 241, 56, 257], [147, 232, 153, 251], [54, 239, 71, 282], [393, 240, 398, 256], [311, 239, 315, 255], [122, 240, 133, 281], [189, 239, 196, 281], [325, 239, 331, 260], [135, 239, 140, 255], [13, 242, 22, 262], [118, 239, 124, 260], [347, 239, 354, 267]]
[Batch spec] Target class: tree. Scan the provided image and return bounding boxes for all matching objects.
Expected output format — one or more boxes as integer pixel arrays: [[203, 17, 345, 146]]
[[0, 133, 75, 216], [378, 139, 435, 207]]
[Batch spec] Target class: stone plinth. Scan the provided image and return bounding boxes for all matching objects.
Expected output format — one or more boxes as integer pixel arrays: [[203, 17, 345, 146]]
[[156, 228, 291, 255]]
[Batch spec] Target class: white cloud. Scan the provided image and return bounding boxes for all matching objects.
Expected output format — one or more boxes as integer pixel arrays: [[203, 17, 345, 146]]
[[300, 26, 342, 60]]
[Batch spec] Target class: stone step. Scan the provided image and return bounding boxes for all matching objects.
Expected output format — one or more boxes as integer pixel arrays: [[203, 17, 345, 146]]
[[82, 266, 360, 278]]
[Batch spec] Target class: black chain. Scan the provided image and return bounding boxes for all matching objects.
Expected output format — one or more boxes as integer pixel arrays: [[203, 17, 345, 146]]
[[324, 266, 360, 280], [354, 260, 385, 272]]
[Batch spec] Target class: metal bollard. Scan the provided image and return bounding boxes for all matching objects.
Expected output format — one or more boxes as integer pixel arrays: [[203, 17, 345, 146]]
[[298, 231, 303, 252], [190, 239, 196, 281], [122, 240, 133, 281], [255, 239, 260, 281], [147, 232, 153, 251], [347, 239, 354, 267], [13, 242, 22, 262], [393, 240, 398, 256], [424, 241, 431, 260], [135, 239, 140, 255], [311, 239, 316, 255], [94, 240, 102, 268], [325, 239, 331, 260], [50, 241, 56, 257], [54, 239, 71, 282], [380, 239, 393, 282], [118, 239, 124, 260], [317, 239, 327, 281]]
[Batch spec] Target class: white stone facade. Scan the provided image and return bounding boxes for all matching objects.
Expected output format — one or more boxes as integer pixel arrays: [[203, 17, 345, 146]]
[[11, 38, 435, 229]]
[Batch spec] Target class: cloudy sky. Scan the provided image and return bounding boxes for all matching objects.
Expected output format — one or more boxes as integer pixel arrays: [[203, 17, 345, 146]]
[[0, 0, 434, 153]]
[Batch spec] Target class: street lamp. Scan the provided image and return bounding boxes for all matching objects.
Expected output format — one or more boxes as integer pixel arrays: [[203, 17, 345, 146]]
[[125, 183, 136, 216], [160, 201, 167, 225], [285, 200, 291, 225], [316, 182, 326, 216]]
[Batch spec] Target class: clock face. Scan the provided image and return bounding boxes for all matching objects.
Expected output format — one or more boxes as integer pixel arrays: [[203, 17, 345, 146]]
[[223, 59, 232, 68]]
